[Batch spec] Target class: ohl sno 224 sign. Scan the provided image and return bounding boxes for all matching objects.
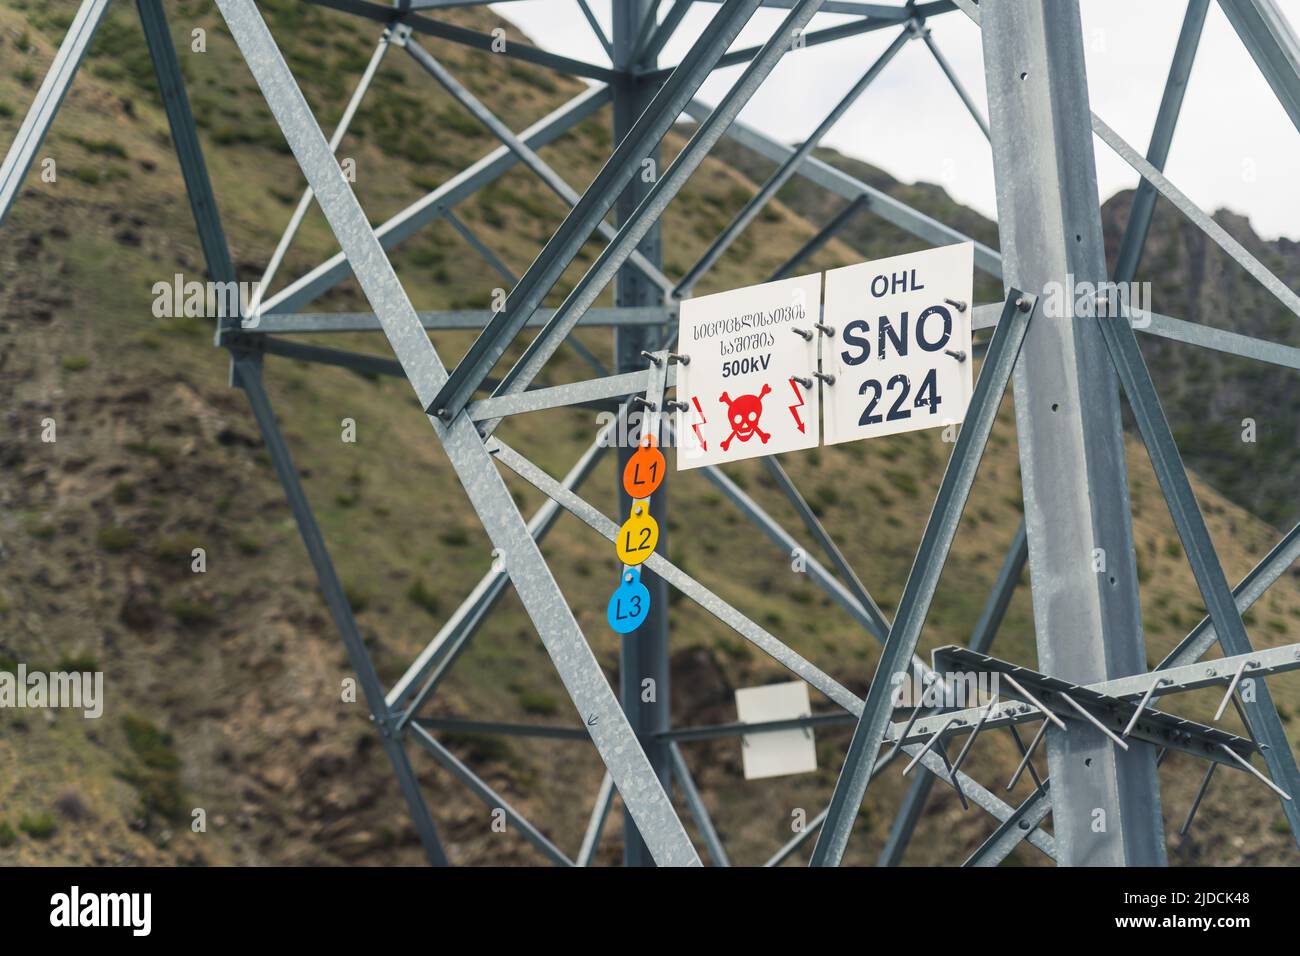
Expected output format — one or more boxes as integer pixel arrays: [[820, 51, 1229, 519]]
[[823, 242, 974, 444], [674, 273, 821, 470]]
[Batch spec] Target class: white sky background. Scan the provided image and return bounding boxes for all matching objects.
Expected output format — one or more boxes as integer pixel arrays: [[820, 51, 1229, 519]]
[[492, 0, 1300, 241]]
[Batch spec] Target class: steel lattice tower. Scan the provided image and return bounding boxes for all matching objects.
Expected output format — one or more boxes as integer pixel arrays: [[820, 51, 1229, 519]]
[[4, 0, 1300, 866]]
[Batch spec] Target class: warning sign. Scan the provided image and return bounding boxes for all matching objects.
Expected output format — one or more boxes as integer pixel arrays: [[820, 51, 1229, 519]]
[[822, 243, 974, 445], [674, 274, 821, 470], [735, 681, 817, 780]]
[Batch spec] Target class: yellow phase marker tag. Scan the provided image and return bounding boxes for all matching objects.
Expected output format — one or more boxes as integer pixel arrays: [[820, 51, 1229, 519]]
[[615, 502, 659, 566]]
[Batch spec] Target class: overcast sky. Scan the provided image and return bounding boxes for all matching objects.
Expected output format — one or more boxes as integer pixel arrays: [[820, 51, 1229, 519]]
[[492, 0, 1300, 241]]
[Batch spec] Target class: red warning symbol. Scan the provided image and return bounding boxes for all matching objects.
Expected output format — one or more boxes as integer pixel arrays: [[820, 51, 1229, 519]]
[[719, 384, 772, 452], [690, 396, 709, 452], [787, 377, 806, 433]]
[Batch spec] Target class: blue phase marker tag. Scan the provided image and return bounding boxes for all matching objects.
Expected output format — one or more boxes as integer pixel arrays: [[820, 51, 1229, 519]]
[[606, 568, 651, 634]]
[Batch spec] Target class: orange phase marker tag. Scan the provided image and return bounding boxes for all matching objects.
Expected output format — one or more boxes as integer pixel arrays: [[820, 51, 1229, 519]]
[[615, 502, 659, 566], [622, 433, 666, 499]]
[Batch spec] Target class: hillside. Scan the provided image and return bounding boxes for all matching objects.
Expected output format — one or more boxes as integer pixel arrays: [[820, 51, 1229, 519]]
[[1, 0, 1298, 867]]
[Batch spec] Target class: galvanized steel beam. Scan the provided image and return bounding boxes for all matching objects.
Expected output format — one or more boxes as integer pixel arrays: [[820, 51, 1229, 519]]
[[0, 0, 110, 229], [877, 521, 1027, 866], [215, 0, 700, 867], [234, 359, 450, 866], [485, 0, 832, 427], [809, 290, 1035, 866], [1096, 313, 1300, 844], [254, 83, 611, 318], [1217, 0, 1300, 133], [1113, 0, 1208, 284], [673, 27, 911, 297], [427, 0, 767, 419], [977, 0, 1165, 867]]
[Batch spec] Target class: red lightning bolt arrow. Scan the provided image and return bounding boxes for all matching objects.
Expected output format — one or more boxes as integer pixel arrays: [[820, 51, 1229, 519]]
[[787, 377, 806, 433], [690, 395, 708, 451]]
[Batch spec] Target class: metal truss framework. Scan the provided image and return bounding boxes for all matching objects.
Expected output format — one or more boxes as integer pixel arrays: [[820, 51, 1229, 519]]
[[5, 0, 1300, 866]]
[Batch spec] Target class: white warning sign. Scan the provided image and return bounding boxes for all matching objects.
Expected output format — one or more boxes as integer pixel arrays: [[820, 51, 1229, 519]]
[[735, 681, 817, 781], [675, 273, 821, 470], [823, 242, 974, 445]]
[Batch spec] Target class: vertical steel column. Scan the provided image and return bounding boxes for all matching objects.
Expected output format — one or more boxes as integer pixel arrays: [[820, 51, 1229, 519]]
[[614, 0, 670, 867], [979, 0, 1165, 866]]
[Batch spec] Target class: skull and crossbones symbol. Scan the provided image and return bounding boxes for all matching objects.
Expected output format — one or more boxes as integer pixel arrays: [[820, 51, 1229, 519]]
[[719, 383, 771, 451]]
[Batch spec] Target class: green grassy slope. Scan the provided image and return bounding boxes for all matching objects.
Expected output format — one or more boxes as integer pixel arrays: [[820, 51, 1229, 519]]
[[0, 0, 1297, 866]]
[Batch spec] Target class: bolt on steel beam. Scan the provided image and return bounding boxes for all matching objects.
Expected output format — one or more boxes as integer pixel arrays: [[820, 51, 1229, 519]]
[[963, 783, 1053, 867]]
